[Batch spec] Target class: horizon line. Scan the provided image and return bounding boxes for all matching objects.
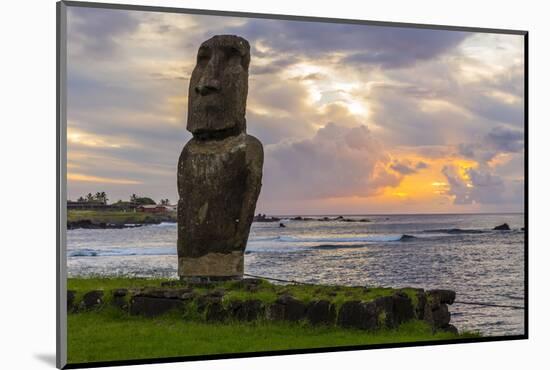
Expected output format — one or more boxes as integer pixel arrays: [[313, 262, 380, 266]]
[[260, 211, 525, 217]]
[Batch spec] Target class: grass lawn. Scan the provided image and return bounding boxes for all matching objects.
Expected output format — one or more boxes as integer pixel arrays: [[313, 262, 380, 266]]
[[67, 278, 479, 364], [68, 308, 477, 364]]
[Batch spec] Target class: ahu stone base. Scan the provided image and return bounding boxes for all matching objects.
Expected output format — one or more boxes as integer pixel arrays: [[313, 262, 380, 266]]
[[67, 280, 458, 333], [178, 251, 244, 279]]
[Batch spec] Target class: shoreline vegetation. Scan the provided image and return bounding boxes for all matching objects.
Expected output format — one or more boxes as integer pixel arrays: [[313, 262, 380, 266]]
[[67, 210, 176, 229], [67, 193, 176, 229], [67, 277, 478, 364]]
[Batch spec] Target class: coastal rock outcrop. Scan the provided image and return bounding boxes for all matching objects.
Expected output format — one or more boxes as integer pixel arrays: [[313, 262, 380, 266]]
[[493, 223, 511, 231], [177, 35, 263, 279]]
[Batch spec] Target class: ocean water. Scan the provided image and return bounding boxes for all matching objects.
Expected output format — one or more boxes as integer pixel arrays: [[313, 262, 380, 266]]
[[67, 213, 525, 337]]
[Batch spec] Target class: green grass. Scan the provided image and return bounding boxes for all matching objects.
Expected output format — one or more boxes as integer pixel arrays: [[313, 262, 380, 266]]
[[67, 210, 176, 224], [68, 278, 413, 310], [68, 277, 171, 292], [68, 307, 478, 364], [67, 278, 480, 364]]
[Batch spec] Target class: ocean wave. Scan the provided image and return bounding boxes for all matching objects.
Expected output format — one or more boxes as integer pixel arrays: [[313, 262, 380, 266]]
[[149, 222, 177, 227], [68, 247, 176, 257], [422, 228, 487, 234], [312, 244, 366, 250], [250, 234, 407, 243]]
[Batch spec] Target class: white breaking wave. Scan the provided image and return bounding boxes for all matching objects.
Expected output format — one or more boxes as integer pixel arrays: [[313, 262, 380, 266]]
[[68, 247, 176, 257], [149, 222, 177, 228], [250, 234, 405, 243]]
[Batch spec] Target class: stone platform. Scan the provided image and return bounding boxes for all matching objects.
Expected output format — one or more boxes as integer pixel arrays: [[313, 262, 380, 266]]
[[67, 279, 458, 333]]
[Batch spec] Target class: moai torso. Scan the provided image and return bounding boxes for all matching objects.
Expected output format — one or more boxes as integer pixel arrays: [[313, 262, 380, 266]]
[[177, 35, 263, 279]]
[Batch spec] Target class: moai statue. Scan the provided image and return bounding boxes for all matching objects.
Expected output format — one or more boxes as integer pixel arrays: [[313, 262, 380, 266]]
[[177, 35, 263, 280]]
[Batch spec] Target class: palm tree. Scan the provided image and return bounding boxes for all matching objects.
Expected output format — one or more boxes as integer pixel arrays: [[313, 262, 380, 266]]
[[100, 191, 108, 205], [94, 192, 102, 203], [77, 196, 85, 202], [130, 194, 137, 203], [160, 199, 170, 205], [86, 193, 93, 202]]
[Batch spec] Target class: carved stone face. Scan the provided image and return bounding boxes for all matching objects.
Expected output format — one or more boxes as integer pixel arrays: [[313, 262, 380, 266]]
[[187, 35, 250, 137]]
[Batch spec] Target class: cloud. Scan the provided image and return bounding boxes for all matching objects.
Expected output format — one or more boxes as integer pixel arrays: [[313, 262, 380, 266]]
[[458, 125, 524, 163], [442, 165, 523, 206], [390, 161, 417, 175], [68, 173, 142, 185], [227, 19, 470, 69], [416, 161, 429, 169], [260, 123, 401, 201], [389, 159, 429, 175], [68, 7, 140, 58], [64, 8, 524, 213]]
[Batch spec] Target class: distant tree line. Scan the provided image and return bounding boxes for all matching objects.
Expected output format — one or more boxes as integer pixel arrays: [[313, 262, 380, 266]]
[[73, 192, 171, 206], [76, 192, 108, 205]]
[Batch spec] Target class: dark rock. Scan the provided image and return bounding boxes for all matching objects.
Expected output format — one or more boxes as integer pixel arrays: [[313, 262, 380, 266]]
[[112, 288, 129, 309], [392, 292, 415, 325], [209, 289, 225, 298], [306, 300, 336, 325], [113, 288, 128, 297], [67, 220, 94, 230], [81, 290, 104, 310], [493, 223, 511, 231], [269, 294, 307, 321], [279, 223, 286, 228], [416, 290, 427, 319], [180, 292, 196, 301], [206, 302, 228, 322], [424, 302, 451, 328], [441, 324, 459, 334], [67, 220, 140, 230], [428, 289, 456, 305], [373, 296, 394, 327], [129, 296, 183, 317], [337, 301, 378, 330], [254, 214, 280, 222], [196, 294, 223, 312], [137, 288, 193, 299], [228, 300, 264, 321], [184, 278, 215, 288], [432, 304, 451, 328], [67, 290, 76, 312], [160, 281, 183, 287], [178, 35, 263, 279]]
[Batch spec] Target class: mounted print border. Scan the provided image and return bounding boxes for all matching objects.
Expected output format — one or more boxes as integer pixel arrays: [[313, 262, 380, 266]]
[[57, 1, 528, 368]]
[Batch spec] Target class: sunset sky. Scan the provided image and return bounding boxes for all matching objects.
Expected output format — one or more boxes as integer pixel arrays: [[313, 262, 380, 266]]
[[66, 6, 525, 215]]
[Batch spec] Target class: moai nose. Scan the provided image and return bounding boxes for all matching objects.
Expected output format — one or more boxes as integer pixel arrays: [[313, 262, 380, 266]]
[[195, 80, 221, 95], [195, 55, 221, 96]]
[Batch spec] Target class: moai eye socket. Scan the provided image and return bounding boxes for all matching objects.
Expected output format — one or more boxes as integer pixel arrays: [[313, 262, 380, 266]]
[[225, 47, 242, 64], [197, 48, 211, 66]]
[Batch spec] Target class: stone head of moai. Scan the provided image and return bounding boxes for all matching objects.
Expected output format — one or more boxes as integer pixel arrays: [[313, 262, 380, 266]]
[[187, 35, 250, 138]]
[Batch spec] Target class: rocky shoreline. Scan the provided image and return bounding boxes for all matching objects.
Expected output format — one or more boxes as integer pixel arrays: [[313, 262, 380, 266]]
[[254, 214, 371, 223], [67, 219, 176, 230]]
